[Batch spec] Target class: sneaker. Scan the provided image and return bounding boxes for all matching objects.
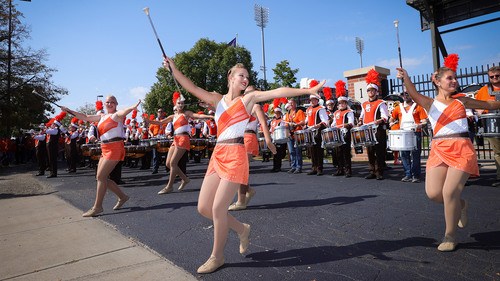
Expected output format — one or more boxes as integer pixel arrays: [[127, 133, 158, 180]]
[[316, 171, 323, 176], [293, 169, 302, 174], [401, 176, 412, 182], [307, 170, 317, 175], [411, 177, 421, 183], [492, 182, 500, 187], [287, 168, 296, 174], [364, 174, 376, 179]]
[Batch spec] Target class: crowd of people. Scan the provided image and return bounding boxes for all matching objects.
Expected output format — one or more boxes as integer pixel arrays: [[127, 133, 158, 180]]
[[14, 63, 500, 273]]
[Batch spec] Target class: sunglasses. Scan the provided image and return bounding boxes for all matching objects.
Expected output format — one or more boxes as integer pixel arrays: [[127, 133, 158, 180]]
[[490, 75, 500, 79]]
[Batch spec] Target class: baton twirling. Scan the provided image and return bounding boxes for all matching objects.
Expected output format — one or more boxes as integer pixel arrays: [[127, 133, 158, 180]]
[[32, 90, 74, 115], [143, 7, 182, 94]]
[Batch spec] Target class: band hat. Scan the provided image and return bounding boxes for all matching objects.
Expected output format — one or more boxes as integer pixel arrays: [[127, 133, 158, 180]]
[[285, 103, 292, 110], [39, 123, 46, 128], [274, 107, 282, 113], [325, 99, 334, 105], [53, 120, 61, 126], [337, 96, 348, 102], [208, 110, 215, 114], [71, 123, 78, 128], [366, 83, 379, 91], [309, 95, 319, 100]]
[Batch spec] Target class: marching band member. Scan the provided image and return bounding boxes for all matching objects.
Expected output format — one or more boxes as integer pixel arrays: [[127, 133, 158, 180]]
[[150, 108, 167, 174], [163, 56, 324, 274], [389, 92, 427, 183], [397, 63, 500, 252], [475, 66, 500, 187], [46, 112, 67, 178], [305, 81, 329, 176], [61, 96, 140, 217], [153, 95, 213, 194], [67, 119, 80, 173], [284, 98, 306, 174], [359, 71, 389, 180], [269, 107, 287, 172], [33, 123, 47, 176], [332, 95, 354, 177]]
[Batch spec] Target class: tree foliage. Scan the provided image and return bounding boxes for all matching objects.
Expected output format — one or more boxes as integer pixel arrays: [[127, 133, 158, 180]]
[[143, 38, 255, 116], [0, 0, 67, 136], [271, 60, 299, 88]]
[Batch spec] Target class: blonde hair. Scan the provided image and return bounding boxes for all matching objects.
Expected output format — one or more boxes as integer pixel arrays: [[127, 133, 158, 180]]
[[106, 95, 118, 105], [227, 63, 247, 88]]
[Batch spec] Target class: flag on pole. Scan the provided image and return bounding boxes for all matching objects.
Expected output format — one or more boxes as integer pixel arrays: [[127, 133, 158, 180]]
[[227, 37, 237, 47]]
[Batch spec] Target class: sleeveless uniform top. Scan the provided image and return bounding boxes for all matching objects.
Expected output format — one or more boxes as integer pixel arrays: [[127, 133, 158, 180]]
[[426, 99, 478, 176], [361, 99, 387, 124], [333, 109, 354, 128], [98, 114, 124, 142], [245, 115, 258, 133], [173, 114, 190, 135], [206, 96, 251, 184]]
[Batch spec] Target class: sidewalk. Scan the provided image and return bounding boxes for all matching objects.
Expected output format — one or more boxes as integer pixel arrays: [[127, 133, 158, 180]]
[[0, 171, 197, 281]]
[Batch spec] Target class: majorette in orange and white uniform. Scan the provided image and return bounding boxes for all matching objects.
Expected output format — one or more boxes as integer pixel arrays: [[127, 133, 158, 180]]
[[244, 114, 259, 157], [172, 114, 191, 150], [98, 114, 125, 161], [206, 97, 250, 185], [427, 99, 479, 176]]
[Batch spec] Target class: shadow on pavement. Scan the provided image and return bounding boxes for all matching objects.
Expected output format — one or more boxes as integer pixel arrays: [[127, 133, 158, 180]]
[[228, 237, 435, 269], [249, 195, 378, 210]]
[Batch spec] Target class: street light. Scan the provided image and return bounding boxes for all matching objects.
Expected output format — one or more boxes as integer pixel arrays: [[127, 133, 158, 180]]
[[355, 37, 364, 68], [254, 4, 269, 90]]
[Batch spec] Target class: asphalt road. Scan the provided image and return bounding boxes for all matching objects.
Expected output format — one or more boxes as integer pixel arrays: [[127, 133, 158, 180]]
[[36, 157, 500, 281]]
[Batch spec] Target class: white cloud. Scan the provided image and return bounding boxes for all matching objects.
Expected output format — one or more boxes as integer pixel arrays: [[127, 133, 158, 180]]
[[130, 86, 148, 100], [377, 55, 428, 69]]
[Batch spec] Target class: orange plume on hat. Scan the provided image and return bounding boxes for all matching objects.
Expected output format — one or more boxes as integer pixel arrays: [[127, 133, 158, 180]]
[[125, 119, 131, 125], [55, 111, 66, 122], [149, 114, 155, 121], [46, 118, 54, 127], [71, 117, 78, 124], [443, 53, 459, 72], [131, 109, 137, 119], [78, 120, 85, 125], [365, 69, 380, 87], [172, 91, 180, 105], [280, 97, 288, 105], [272, 98, 280, 109], [309, 79, 319, 88], [142, 113, 148, 119], [95, 100, 103, 111], [334, 80, 346, 98], [263, 103, 269, 113], [323, 86, 332, 100]]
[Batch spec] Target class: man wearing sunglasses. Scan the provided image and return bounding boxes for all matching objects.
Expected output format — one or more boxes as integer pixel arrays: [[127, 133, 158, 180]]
[[476, 66, 500, 186]]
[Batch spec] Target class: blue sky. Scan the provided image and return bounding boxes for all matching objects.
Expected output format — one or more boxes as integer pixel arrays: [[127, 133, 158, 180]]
[[17, 1, 500, 116]]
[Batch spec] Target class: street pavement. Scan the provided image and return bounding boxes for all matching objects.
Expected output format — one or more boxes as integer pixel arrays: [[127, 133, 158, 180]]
[[1, 157, 499, 281]]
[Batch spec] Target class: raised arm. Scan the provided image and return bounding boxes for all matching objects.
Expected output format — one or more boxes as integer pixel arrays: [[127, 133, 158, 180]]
[[457, 96, 500, 111], [163, 56, 222, 107], [148, 114, 174, 125], [253, 105, 276, 154], [114, 100, 141, 120], [396, 68, 433, 111], [186, 111, 214, 120], [60, 106, 101, 123]]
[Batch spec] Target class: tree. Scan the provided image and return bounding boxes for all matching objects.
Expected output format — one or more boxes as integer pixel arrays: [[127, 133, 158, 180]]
[[271, 60, 299, 88], [0, 0, 67, 136], [144, 38, 256, 116]]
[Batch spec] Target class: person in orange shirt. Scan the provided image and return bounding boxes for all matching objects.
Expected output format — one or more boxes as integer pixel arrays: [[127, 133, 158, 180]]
[[149, 108, 167, 174], [389, 92, 428, 183], [476, 66, 500, 186], [284, 98, 306, 173]]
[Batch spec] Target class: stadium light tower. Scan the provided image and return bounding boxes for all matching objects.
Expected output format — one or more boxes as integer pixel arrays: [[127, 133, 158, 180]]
[[254, 4, 269, 90], [355, 37, 364, 68]]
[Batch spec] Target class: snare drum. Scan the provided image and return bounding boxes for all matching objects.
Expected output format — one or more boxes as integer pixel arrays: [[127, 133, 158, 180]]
[[351, 125, 377, 147], [388, 130, 416, 151], [207, 137, 217, 151], [89, 145, 102, 161], [479, 113, 500, 138], [258, 137, 269, 152], [156, 139, 172, 153], [321, 127, 344, 148], [294, 129, 315, 147], [190, 138, 207, 151], [81, 143, 97, 157], [272, 125, 290, 144]]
